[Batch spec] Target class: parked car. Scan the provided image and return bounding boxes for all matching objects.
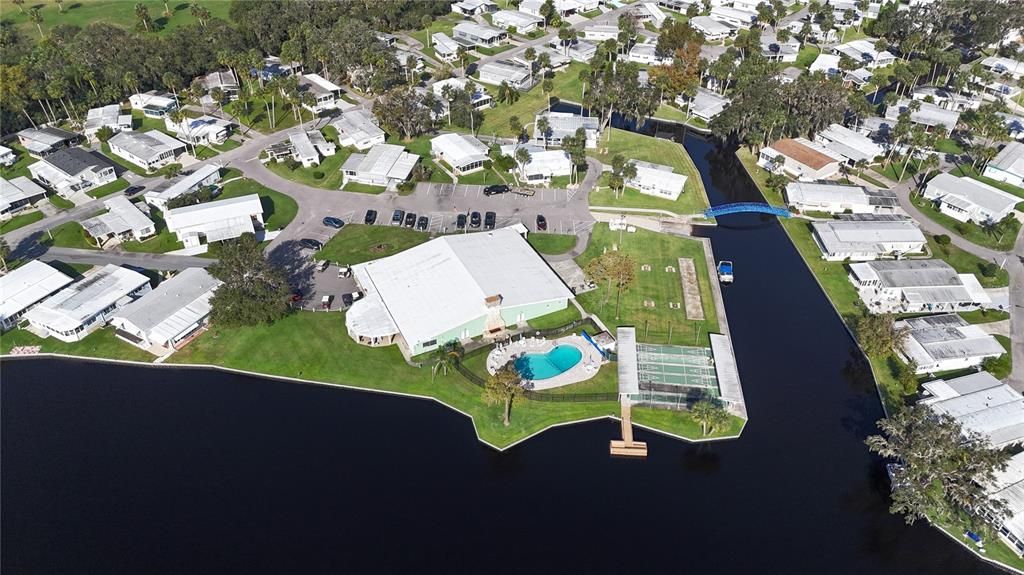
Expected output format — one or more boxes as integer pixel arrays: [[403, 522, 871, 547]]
[[416, 216, 429, 231], [484, 211, 496, 230], [404, 212, 417, 227], [124, 185, 144, 197], [470, 211, 481, 228], [483, 184, 510, 196], [338, 265, 352, 278], [322, 216, 344, 229], [317, 260, 329, 272], [536, 214, 547, 231], [321, 295, 332, 310], [391, 209, 404, 226], [365, 210, 378, 225], [456, 213, 467, 230], [299, 238, 323, 251], [341, 291, 364, 308], [289, 287, 303, 302]]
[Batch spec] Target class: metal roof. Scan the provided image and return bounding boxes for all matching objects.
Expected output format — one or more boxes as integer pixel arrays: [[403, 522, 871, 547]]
[[165, 194, 263, 232], [145, 164, 221, 205], [347, 144, 418, 181], [925, 172, 1019, 216], [1, 176, 47, 213], [288, 131, 319, 161], [811, 219, 925, 254], [431, 133, 489, 168], [988, 141, 1024, 176], [331, 109, 385, 145], [0, 260, 74, 324], [24, 264, 150, 333], [112, 267, 221, 346], [81, 196, 155, 239], [885, 98, 960, 131], [897, 313, 1006, 364], [109, 130, 185, 162], [535, 112, 600, 140]]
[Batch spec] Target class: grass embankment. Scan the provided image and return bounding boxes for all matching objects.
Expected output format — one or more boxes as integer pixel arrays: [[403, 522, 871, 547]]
[[0, 211, 44, 234], [48, 195, 75, 210], [477, 62, 589, 138], [0, 0, 229, 38], [926, 236, 1009, 288], [85, 178, 129, 199], [576, 223, 719, 346], [653, 103, 689, 123], [220, 178, 298, 231], [0, 327, 155, 362], [911, 195, 1020, 251], [43, 222, 99, 250], [526, 305, 581, 330], [120, 208, 182, 254], [170, 312, 620, 449], [314, 224, 430, 265], [632, 407, 746, 440], [588, 128, 709, 215], [267, 148, 351, 190], [341, 182, 388, 194], [527, 233, 577, 255]]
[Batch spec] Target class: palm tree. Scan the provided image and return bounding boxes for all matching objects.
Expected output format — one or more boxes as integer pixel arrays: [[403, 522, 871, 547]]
[[431, 341, 464, 381], [542, 78, 554, 113], [514, 146, 531, 183], [0, 237, 11, 273], [536, 116, 550, 148], [191, 3, 210, 26], [28, 7, 44, 38], [163, 163, 182, 179], [12, 0, 25, 14], [691, 398, 730, 436], [55, 0, 65, 14], [482, 365, 526, 427], [135, 3, 151, 32], [162, 0, 172, 17]]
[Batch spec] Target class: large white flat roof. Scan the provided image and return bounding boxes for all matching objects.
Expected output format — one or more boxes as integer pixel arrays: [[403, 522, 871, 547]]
[[431, 133, 489, 168], [351, 227, 571, 347], [989, 141, 1024, 176], [165, 194, 263, 231], [897, 313, 1006, 365], [25, 264, 150, 333], [112, 267, 221, 345], [0, 260, 74, 323], [81, 196, 155, 238]]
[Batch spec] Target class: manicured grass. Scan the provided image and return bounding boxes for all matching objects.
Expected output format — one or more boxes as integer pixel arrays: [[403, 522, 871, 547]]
[[387, 134, 454, 183], [526, 305, 582, 330], [958, 309, 1010, 324], [856, 171, 889, 188], [795, 45, 821, 69], [450, 165, 511, 186], [85, 178, 129, 199], [589, 128, 709, 214], [951, 164, 1024, 201], [933, 137, 964, 154], [912, 195, 1019, 251], [575, 223, 720, 346], [169, 311, 620, 448], [475, 43, 515, 56], [341, 181, 389, 194], [653, 102, 689, 123], [266, 147, 352, 190], [130, 109, 178, 136], [193, 137, 242, 160], [408, 13, 464, 60], [477, 62, 590, 138], [0, 0, 230, 38], [534, 362, 618, 395], [313, 224, 430, 265], [527, 232, 577, 254], [48, 260, 94, 276], [120, 209, 183, 254], [48, 195, 75, 210], [632, 406, 746, 440], [223, 96, 304, 134], [221, 167, 243, 180], [219, 178, 298, 231], [926, 236, 1009, 288], [0, 326, 155, 362], [987, 335, 1013, 380], [0, 210, 44, 234], [872, 159, 918, 182], [45, 222, 99, 250], [0, 143, 37, 180]]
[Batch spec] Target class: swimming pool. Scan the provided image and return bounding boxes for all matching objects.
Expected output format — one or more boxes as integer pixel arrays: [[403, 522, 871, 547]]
[[514, 345, 583, 380]]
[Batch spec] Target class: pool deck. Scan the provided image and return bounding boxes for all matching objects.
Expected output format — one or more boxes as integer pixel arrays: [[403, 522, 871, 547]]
[[486, 334, 605, 390]]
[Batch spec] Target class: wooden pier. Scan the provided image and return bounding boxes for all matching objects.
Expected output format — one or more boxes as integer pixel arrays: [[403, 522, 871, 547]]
[[610, 400, 648, 457]]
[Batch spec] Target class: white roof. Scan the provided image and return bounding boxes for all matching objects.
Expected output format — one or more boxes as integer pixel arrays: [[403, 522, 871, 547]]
[[690, 16, 732, 36], [330, 109, 385, 144], [833, 38, 893, 65], [709, 6, 756, 22], [349, 227, 571, 347], [981, 55, 1024, 76], [299, 73, 342, 95], [689, 88, 730, 118], [343, 144, 418, 181], [885, 98, 960, 131], [432, 32, 459, 55], [431, 133, 489, 168], [811, 219, 925, 253], [522, 149, 571, 176], [849, 259, 989, 305], [536, 112, 600, 140], [921, 371, 1004, 403], [112, 268, 221, 345], [109, 130, 185, 162], [454, 22, 506, 41], [81, 196, 155, 238], [987, 452, 1024, 548], [897, 313, 1006, 366], [165, 194, 263, 232], [1, 176, 47, 213], [926, 173, 1020, 216], [627, 160, 687, 195], [492, 10, 543, 28], [25, 264, 150, 333], [816, 123, 884, 162], [988, 141, 1024, 176], [617, 327, 639, 395], [145, 164, 221, 206], [786, 182, 871, 206], [0, 260, 74, 324], [809, 53, 841, 74], [288, 131, 318, 160], [84, 104, 130, 132], [129, 91, 175, 110]]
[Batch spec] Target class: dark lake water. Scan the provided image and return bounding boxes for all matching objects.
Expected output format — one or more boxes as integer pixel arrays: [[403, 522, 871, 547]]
[[0, 131, 1002, 574]]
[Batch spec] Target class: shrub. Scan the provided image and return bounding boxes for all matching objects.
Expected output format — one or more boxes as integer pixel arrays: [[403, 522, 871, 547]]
[[396, 181, 415, 193], [981, 262, 1000, 278], [934, 234, 951, 245], [284, 159, 301, 171], [312, 170, 325, 179]]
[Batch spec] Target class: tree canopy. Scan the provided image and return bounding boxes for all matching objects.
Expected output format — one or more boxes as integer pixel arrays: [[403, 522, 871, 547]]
[[208, 233, 290, 327]]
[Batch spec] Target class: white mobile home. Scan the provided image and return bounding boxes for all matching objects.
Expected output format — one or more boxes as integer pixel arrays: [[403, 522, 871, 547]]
[[832, 39, 895, 69], [25, 264, 152, 342], [896, 314, 1006, 374], [431, 133, 490, 175], [676, 88, 730, 123], [814, 123, 884, 165], [195, 69, 240, 102], [17, 127, 80, 158], [288, 131, 322, 168], [144, 164, 221, 211], [341, 144, 419, 189], [453, 22, 508, 48], [492, 10, 544, 33], [980, 56, 1024, 80], [500, 144, 572, 184], [709, 6, 756, 29], [848, 259, 990, 314], [534, 112, 600, 149], [923, 172, 1019, 224], [784, 182, 898, 215], [296, 74, 349, 113], [885, 98, 960, 135], [27, 148, 117, 198], [691, 17, 734, 41], [331, 109, 387, 150], [164, 194, 265, 248], [164, 115, 232, 146], [129, 91, 177, 118], [108, 130, 187, 171], [110, 267, 222, 352], [451, 0, 498, 16], [626, 160, 688, 201], [0, 145, 15, 167], [982, 141, 1024, 188], [758, 138, 843, 181], [0, 176, 48, 220], [810, 219, 926, 261], [627, 42, 673, 66], [0, 260, 74, 331], [83, 105, 133, 142], [80, 196, 156, 246], [920, 372, 1024, 448], [431, 33, 461, 63], [477, 60, 533, 90]]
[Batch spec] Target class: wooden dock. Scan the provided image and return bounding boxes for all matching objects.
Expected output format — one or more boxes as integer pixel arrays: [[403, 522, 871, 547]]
[[610, 400, 648, 457]]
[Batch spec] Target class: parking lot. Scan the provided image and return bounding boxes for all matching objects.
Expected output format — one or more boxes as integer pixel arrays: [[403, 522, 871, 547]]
[[418, 183, 577, 206]]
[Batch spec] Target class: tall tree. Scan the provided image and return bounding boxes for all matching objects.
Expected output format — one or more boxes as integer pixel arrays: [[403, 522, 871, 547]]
[[207, 233, 290, 327], [536, 115, 550, 148], [584, 250, 636, 319], [135, 3, 152, 33], [854, 313, 907, 356], [432, 341, 464, 381], [372, 86, 432, 140], [691, 398, 731, 436], [0, 236, 10, 272], [28, 7, 44, 39], [482, 365, 527, 427]]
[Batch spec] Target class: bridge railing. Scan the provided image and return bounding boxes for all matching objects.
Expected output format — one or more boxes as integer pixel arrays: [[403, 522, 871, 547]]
[[704, 202, 792, 219]]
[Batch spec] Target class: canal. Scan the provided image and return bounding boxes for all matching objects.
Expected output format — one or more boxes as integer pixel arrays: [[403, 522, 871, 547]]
[[0, 132, 1002, 574]]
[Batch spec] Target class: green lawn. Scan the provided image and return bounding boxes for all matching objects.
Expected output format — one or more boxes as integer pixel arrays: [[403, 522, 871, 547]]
[[653, 102, 689, 123], [449, 164, 511, 186], [0, 211, 44, 234], [192, 138, 241, 160], [313, 224, 431, 265], [475, 43, 515, 56], [632, 406, 746, 440], [0, 143, 37, 180], [477, 62, 590, 138], [912, 195, 1019, 251], [45, 222, 99, 250], [85, 178, 129, 199], [0, 0, 230, 38], [527, 232, 577, 255], [872, 160, 919, 182], [169, 311, 621, 449], [0, 326, 156, 362], [223, 96, 305, 134], [408, 13, 464, 60], [588, 128, 709, 214], [934, 137, 965, 154], [266, 147, 352, 190], [47, 260, 94, 276], [926, 235, 1009, 288], [958, 309, 1010, 324], [219, 178, 298, 231], [48, 195, 75, 210], [795, 45, 821, 69], [387, 134, 454, 183], [340, 181, 389, 194], [856, 170, 889, 188], [526, 305, 582, 330], [576, 223, 720, 346], [120, 208, 183, 254]]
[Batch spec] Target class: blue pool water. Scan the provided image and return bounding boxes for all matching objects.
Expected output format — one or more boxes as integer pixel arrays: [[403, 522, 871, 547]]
[[514, 345, 583, 380]]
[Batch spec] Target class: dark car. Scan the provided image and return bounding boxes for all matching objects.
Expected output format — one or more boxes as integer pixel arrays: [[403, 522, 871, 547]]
[[469, 211, 481, 228], [322, 216, 344, 229], [341, 293, 353, 308], [124, 185, 144, 197], [416, 215, 429, 231], [364, 210, 378, 225], [484, 211, 496, 230], [289, 287, 303, 302], [404, 212, 417, 227], [391, 209, 404, 226], [456, 213, 467, 230], [536, 214, 547, 231], [483, 184, 510, 196], [299, 238, 323, 251]]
